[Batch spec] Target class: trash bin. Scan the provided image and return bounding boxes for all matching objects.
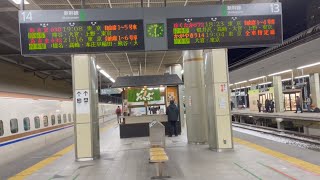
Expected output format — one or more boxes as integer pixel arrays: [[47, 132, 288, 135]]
[[149, 120, 165, 148]]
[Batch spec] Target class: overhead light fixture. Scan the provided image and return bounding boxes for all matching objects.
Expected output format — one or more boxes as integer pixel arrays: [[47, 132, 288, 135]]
[[246, 86, 251, 88], [11, 0, 30, 4], [96, 65, 101, 70], [229, 84, 233, 86], [99, 69, 115, 83], [281, 78, 292, 82], [258, 82, 272, 86], [294, 75, 309, 79], [268, 69, 292, 76], [181, 69, 184, 74], [297, 62, 320, 69], [234, 80, 247, 85], [109, 78, 115, 83], [249, 76, 266, 81]]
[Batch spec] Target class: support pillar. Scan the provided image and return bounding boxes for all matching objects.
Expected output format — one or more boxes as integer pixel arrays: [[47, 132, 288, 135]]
[[203, 49, 233, 151], [310, 73, 320, 108], [72, 54, 100, 161], [273, 76, 284, 112], [183, 50, 208, 143]]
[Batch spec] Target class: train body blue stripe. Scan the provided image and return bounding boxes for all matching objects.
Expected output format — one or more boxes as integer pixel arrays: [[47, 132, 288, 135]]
[[0, 125, 73, 147]]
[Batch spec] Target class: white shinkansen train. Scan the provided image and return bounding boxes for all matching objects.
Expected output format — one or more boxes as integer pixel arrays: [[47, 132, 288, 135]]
[[0, 92, 117, 165]]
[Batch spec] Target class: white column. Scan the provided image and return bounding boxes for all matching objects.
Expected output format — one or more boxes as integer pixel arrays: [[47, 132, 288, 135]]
[[72, 54, 100, 161], [203, 49, 233, 151], [273, 76, 284, 112], [310, 73, 320, 108], [183, 50, 208, 143]]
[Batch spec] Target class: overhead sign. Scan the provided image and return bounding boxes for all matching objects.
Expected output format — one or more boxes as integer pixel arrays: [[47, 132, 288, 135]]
[[19, 3, 282, 55], [20, 20, 144, 55], [167, 15, 282, 50]]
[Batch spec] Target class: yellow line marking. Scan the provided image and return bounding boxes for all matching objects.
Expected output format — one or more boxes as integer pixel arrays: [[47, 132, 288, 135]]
[[9, 120, 116, 180], [233, 137, 320, 175], [8, 145, 74, 180]]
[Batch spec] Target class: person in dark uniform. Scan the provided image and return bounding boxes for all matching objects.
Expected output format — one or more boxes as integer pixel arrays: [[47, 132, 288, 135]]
[[166, 100, 180, 137]]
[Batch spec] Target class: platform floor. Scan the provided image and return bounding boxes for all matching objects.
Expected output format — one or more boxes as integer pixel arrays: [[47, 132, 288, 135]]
[[8, 122, 320, 180], [232, 109, 320, 121]]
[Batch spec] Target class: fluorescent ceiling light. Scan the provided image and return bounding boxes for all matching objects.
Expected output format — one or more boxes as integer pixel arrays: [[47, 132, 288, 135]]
[[96, 65, 101, 70], [11, 0, 30, 4], [234, 80, 247, 85], [246, 86, 251, 88], [294, 75, 309, 79], [229, 84, 233, 86], [268, 69, 292, 76], [281, 78, 292, 82], [297, 62, 320, 69], [249, 76, 266, 81], [181, 69, 184, 74], [258, 82, 272, 86], [109, 78, 115, 83]]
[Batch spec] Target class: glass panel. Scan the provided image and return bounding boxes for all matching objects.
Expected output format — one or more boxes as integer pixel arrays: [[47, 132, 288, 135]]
[[0, 120, 3, 136], [23, 117, 30, 131], [51, 115, 56, 125], [43, 116, 48, 127], [290, 94, 296, 111], [68, 114, 71, 122], [63, 114, 67, 123], [34, 116, 40, 129], [58, 114, 61, 124], [10, 119, 18, 134]]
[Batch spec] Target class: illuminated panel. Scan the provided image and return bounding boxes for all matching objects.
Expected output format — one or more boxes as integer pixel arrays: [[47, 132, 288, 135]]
[[20, 20, 144, 55], [167, 15, 282, 50]]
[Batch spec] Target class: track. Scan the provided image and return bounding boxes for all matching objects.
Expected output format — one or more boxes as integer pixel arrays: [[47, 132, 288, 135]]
[[232, 122, 320, 147]]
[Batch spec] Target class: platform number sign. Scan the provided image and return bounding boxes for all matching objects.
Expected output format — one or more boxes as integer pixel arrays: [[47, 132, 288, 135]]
[[270, 3, 280, 13], [21, 12, 32, 22]]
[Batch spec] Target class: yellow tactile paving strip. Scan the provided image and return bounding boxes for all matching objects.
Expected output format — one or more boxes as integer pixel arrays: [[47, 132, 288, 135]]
[[8, 121, 116, 180], [233, 137, 320, 175]]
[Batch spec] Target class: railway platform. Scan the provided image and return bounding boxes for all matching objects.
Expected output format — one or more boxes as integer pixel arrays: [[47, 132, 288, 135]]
[[232, 109, 320, 122], [8, 121, 320, 180]]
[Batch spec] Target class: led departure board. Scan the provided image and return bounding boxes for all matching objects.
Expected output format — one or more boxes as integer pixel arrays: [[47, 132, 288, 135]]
[[20, 20, 144, 55], [167, 15, 282, 50]]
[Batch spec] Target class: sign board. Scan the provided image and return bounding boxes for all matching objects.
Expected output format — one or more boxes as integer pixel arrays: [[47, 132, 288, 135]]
[[127, 88, 161, 102], [20, 20, 144, 55], [167, 15, 282, 50], [19, 3, 282, 55], [75, 89, 90, 114]]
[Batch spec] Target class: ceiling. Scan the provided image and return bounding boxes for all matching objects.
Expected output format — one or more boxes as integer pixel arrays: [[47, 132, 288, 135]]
[[0, 0, 276, 87], [229, 36, 320, 86]]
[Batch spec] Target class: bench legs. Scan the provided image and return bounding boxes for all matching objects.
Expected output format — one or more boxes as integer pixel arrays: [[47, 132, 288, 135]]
[[151, 162, 171, 179]]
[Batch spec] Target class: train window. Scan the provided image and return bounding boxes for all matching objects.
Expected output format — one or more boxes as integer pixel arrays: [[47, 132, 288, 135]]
[[68, 114, 71, 122], [0, 120, 3, 136], [34, 116, 40, 129], [63, 114, 67, 123], [10, 119, 18, 134], [51, 115, 56, 125], [57, 114, 61, 124], [43, 116, 48, 127], [23, 117, 30, 131]]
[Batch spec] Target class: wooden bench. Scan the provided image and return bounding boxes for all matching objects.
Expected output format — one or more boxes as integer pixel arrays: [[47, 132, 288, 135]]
[[149, 147, 170, 179]]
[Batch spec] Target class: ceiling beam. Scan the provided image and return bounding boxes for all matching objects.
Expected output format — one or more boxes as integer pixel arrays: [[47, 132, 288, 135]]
[[65, 0, 75, 9], [108, 0, 112, 8], [157, 52, 167, 73], [125, 53, 134, 75], [184, 0, 188, 6], [105, 53, 119, 73], [144, 52, 147, 74]]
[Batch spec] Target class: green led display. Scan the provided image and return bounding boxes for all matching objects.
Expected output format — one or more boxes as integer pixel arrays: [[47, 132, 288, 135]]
[[146, 23, 164, 38]]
